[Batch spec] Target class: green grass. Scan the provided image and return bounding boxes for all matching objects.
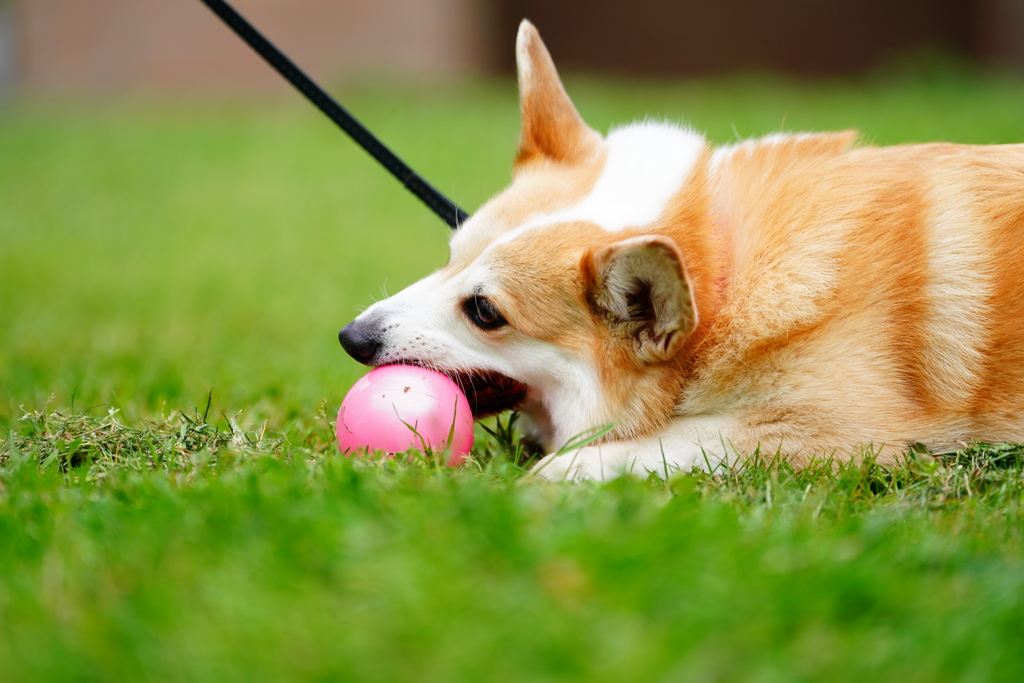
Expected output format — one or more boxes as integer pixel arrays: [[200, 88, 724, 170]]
[[3, 65, 1024, 680], [2, 409, 1023, 682]]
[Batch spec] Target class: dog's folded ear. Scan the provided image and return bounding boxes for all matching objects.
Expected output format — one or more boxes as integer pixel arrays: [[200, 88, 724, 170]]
[[583, 235, 698, 364], [515, 20, 600, 166]]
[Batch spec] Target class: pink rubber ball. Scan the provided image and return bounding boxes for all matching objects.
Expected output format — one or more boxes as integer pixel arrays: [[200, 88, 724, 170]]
[[336, 365, 474, 466]]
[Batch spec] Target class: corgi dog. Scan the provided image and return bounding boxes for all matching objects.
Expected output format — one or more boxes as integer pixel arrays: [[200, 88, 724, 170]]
[[338, 20, 1024, 481]]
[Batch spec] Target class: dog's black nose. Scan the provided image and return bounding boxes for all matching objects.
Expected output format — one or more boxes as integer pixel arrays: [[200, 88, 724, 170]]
[[338, 321, 382, 365]]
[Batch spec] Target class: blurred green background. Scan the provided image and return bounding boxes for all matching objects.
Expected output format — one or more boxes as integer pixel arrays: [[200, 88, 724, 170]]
[[4, 68, 1024, 430]]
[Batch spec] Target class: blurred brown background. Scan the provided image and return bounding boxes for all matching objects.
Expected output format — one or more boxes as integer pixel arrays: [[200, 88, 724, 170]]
[[0, 0, 1023, 95]]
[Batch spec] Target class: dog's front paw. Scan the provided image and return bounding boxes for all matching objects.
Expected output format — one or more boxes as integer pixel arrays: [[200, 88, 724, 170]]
[[529, 444, 637, 482], [528, 437, 720, 482]]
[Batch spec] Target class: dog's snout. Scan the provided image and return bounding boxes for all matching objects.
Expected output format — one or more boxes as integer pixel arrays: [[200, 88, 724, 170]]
[[338, 321, 383, 365]]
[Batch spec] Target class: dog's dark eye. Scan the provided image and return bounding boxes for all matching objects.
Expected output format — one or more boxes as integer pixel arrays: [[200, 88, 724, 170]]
[[462, 295, 507, 331]]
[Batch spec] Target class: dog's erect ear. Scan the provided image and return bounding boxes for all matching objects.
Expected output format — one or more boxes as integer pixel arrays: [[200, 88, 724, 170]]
[[515, 20, 600, 166], [584, 236, 698, 364]]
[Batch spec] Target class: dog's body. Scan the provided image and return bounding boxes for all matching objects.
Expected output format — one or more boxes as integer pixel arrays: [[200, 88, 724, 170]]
[[339, 22, 1024, 480]]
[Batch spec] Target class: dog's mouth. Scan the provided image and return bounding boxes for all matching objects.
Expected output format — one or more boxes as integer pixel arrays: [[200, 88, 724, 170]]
[[453, 370, 529, 419], [398, 363, 528, 419]]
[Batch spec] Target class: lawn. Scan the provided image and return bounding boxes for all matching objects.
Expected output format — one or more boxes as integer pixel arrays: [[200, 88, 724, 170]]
[[2, 65, 1024, 681]]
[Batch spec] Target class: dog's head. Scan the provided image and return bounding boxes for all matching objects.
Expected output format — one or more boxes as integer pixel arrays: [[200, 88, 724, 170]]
[[339, 21, 717, 449]]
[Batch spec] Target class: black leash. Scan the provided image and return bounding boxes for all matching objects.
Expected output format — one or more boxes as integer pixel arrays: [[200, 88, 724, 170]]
[[197, 0, 470, 229]]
